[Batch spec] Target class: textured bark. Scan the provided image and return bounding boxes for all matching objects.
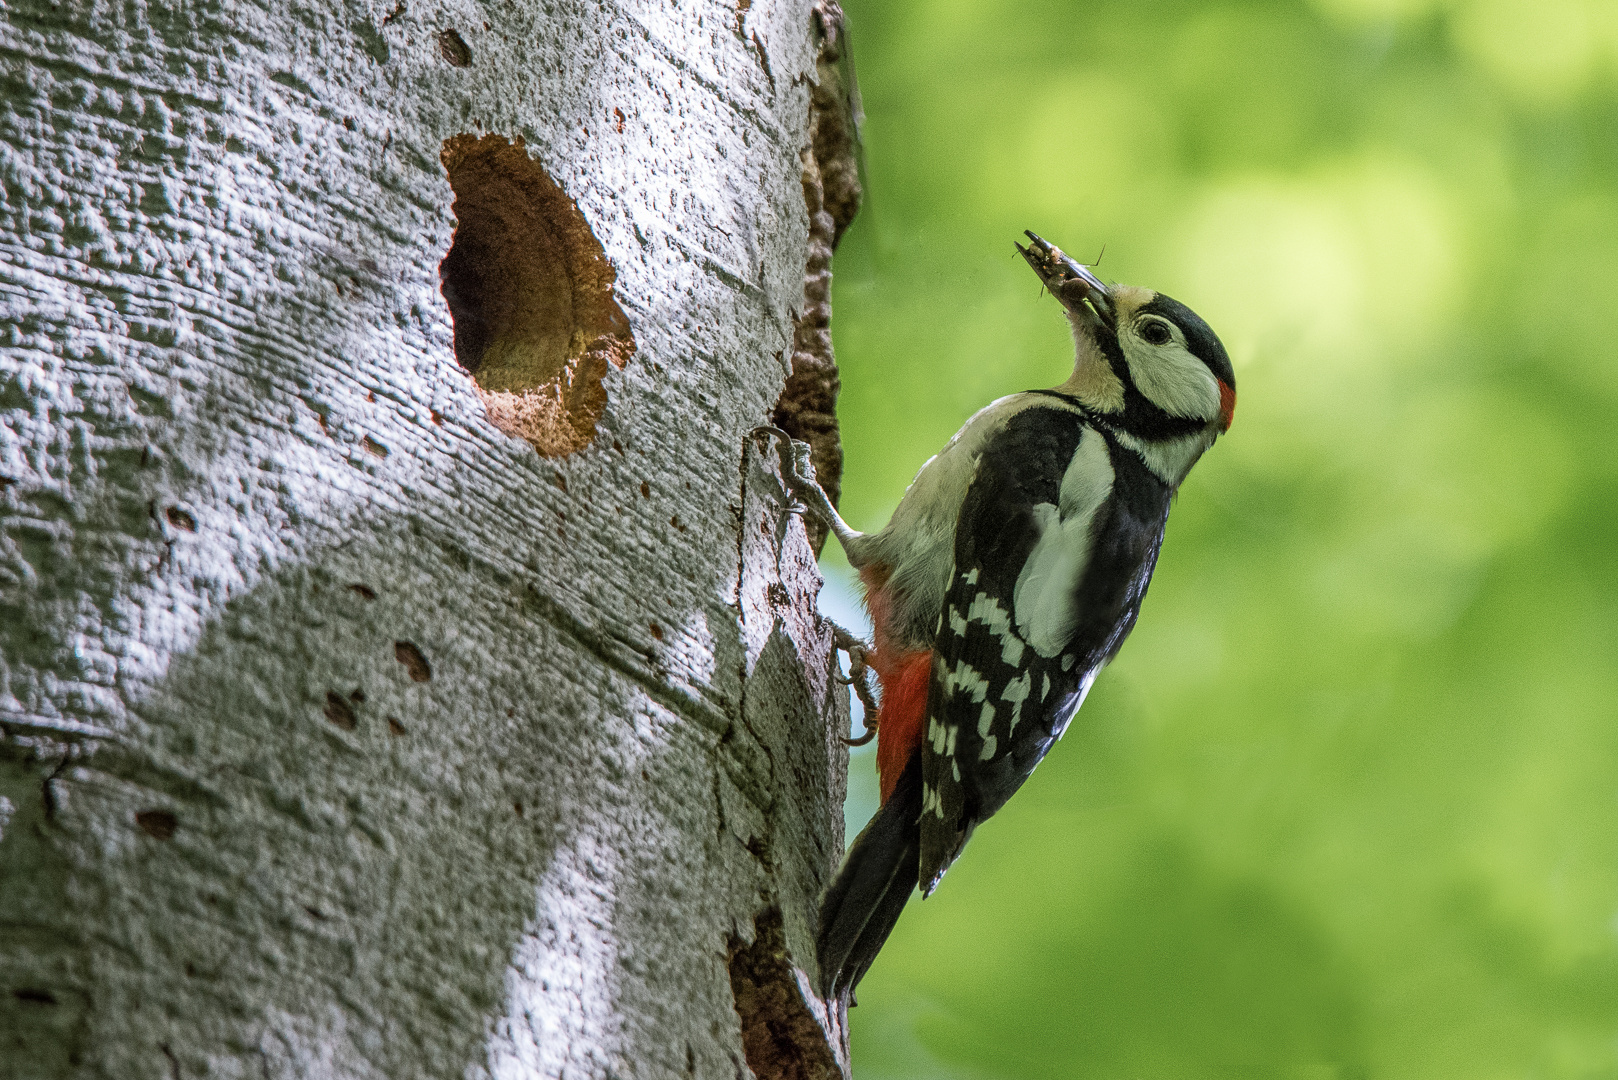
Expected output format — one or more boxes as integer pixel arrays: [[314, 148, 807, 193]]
[[769, 2, 859, 554], [0, 0, 853, 1076]]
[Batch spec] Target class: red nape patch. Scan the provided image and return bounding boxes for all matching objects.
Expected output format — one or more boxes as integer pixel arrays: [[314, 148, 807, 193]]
[[874, 650, 932, 804], [1218, 380, 1237, 433]]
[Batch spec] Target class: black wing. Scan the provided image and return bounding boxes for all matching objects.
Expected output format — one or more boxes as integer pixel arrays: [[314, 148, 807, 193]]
[[917, 402, 1172, 893]]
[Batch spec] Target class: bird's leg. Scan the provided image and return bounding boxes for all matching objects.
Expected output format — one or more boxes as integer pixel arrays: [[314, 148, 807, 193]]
[[749, 427, 881, 746], [830, 622, 879, 746], [752, 427, 874, 565], [783, 440, 871, 560]]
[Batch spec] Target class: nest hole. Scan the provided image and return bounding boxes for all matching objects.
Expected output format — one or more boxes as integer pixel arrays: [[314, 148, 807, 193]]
[[439, 133, 636, 457]]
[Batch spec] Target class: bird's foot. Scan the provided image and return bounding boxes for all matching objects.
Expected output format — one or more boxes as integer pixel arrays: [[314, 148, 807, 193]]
[[829, 621, 879, 746], [749, 425, 843, 531]]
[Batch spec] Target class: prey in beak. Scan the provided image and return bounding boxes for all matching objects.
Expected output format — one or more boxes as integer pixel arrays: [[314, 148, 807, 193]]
[[1015, 231, 1115, 330]]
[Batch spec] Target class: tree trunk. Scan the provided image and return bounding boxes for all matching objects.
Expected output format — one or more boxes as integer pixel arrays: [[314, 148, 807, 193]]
[[0, 0, 860, 1075]]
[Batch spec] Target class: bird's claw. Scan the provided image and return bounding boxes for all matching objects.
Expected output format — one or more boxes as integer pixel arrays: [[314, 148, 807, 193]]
[[752, 431, 874, 743], [830, 623, 879, 745], [748, 425, 819, 516], [784, 441, 823, 510]]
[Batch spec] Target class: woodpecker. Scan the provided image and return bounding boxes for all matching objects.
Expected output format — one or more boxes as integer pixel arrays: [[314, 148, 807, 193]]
[[785, 231, 1236, 1004]]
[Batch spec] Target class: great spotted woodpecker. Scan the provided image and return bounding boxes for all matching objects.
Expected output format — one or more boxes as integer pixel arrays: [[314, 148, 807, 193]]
[[785, 231, 1236, 1003]]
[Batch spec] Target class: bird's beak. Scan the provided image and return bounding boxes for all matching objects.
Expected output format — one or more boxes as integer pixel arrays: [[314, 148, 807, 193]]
[[1016, 231, 1116, 329]]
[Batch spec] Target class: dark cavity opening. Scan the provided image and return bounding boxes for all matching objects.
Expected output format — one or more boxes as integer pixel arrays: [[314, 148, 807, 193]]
[[438, 133, 635, 457]]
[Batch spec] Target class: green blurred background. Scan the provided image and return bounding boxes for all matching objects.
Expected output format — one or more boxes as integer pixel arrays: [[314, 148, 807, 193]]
[[821, 0, 1618, 1075]]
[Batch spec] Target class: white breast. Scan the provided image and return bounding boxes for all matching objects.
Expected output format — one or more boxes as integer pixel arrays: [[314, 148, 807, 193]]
[[868, 395, 1045, 648]]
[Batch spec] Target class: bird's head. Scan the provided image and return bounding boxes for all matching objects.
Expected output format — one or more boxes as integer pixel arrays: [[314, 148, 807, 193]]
[[1017, 232, 1236, 443]]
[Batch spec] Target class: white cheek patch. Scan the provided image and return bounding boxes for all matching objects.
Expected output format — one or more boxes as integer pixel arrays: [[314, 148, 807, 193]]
[[1121, 335, 1221, 421], [1013, 427, 1115, 657]]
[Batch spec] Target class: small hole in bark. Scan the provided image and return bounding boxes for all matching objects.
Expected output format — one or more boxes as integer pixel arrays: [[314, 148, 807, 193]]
[[387, 717, 405, 736], [324, 691, 357, 730], [14, 987, 58, 1005], [649, 623, 663, 640], [348, 583, 377, 600], [552, 472, 568, 492], [430, 409, 445, 425], [165, 507, 196, 532], [613, 107, 626, 132], [438, 133, 636, 456], [640, 481, 650, 498], [727, 907, 841, 1079], [136, 809, 178, 839], [349, 688, 366, 703], [304, 905, 327, 920], [438, 28, 472, 66], [513, 801, 524, 816], [394, 641, 432, 682], [362, 435, 388, 457]]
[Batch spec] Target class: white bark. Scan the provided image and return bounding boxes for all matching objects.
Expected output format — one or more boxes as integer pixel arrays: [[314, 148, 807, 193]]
[[0, 0, 855, 1076]]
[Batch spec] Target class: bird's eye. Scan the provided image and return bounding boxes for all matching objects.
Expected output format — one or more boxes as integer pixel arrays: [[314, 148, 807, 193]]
[[1139, 319, 1173, 346]]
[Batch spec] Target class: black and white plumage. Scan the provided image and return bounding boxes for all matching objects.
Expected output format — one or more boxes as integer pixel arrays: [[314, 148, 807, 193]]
[[789, 232, 1236, 1004]]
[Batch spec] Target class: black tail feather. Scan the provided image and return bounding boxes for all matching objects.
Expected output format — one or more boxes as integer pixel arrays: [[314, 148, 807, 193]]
[[816, 756, 923, 1003]]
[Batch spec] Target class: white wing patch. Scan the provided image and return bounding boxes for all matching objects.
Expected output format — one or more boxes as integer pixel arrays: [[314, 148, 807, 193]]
[[1013, 427, 1115, 657], [1002, 670, 1032, 735], [926, 716, 959, 756], [965, 591, 1025, 667], [940, 657, 991, 703]]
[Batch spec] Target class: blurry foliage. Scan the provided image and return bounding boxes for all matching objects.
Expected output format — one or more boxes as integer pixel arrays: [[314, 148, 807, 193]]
[[827, 0, 1618, 1075]]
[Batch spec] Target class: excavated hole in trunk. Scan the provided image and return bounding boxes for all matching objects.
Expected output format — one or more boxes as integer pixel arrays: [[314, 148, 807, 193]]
[[728, 907, 843, 1080], [439, 133, 635, 456]]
